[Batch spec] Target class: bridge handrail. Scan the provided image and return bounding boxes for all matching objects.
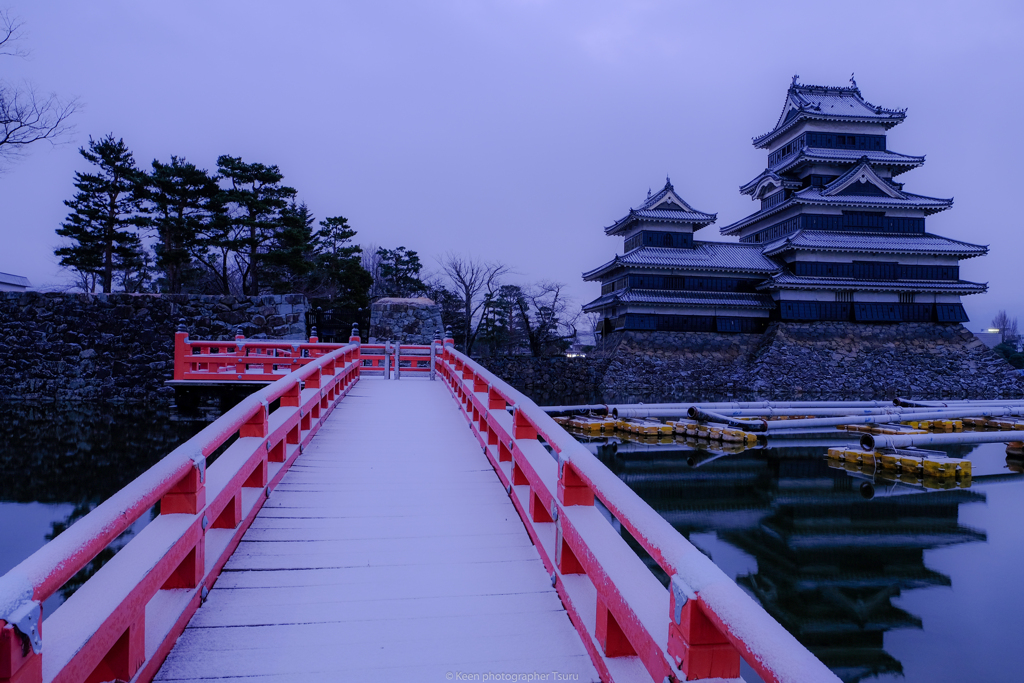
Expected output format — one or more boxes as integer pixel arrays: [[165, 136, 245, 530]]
[[438, 345, 839, 683], [0, 341, 361, 683]]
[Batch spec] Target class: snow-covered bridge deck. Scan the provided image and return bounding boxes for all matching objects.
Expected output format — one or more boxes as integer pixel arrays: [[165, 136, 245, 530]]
[[155, 378, 599, 683]]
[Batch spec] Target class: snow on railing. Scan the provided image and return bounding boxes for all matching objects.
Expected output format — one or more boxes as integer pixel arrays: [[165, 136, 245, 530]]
[[172, 321, 361, 382], [437, 342, 841, 683], [173, 322, 436, 382], [0, 340, 362, 683]]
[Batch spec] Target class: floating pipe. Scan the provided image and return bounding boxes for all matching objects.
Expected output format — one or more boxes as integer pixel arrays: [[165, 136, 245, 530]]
[[548, 399, 924, 416], [542, 404, 609, 417], [616, 405, 987, 419], [862, 430, 1024, 451], [629, 400, 895, 411], [687, 407, 768, 432], [748, 407, 1024, 433], [892, 397, 1024, 409]]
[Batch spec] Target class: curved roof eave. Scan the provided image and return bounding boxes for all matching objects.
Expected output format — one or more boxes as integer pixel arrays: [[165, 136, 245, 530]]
[[753, 112, 906, 149]]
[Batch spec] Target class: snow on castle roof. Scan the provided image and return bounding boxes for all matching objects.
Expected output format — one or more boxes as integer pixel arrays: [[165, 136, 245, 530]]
[[761, 230, 988, 258], [583, 289, 775, 312], [754, 77, 907, 149], [757, 271, 988, 294], [582, 242, 779, 281], [604, 178, 717, 235]]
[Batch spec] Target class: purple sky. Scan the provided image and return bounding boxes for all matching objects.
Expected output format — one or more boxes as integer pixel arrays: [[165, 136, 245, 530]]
[[2, 1, 1022, 331]]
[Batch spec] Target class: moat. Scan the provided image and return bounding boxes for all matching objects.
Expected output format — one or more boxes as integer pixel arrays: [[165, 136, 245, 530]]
[[2, 400, 1023, 682]]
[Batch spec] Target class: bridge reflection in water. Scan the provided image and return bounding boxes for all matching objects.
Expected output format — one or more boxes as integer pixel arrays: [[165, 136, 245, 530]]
[[586, 438, 987, 683]]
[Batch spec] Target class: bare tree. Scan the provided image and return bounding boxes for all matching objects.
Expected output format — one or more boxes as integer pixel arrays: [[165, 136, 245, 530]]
[[515, 281, 579, 357], [0, 11, 78, 168], [360, 242, 386, 299], [438, 252, 510, 355], [993, 310, 1020, 344]]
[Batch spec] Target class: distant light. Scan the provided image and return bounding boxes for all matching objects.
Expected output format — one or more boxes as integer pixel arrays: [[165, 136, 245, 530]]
[[565, 352, 586, 358], [987, 328, 1000, 332]]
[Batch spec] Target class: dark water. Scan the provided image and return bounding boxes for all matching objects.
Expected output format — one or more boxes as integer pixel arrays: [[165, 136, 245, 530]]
[[2, 401, 1023, 681], [0, 401, 223, 612], [578, 433, 1024, 683]]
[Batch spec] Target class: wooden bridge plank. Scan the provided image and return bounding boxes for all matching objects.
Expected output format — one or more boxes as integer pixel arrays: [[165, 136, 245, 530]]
[[156, 378, 598, 682]]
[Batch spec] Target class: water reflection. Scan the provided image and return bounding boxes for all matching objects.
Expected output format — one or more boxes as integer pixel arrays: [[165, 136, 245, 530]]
[[0, 401, 221, 606], [584, 435, 1011, 683]]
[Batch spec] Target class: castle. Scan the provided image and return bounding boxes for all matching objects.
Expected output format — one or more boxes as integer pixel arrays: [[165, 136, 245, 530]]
[[583, 77, 987, 335]]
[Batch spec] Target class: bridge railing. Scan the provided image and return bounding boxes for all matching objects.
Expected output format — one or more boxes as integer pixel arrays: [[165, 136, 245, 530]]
[[172, 323, 348, 382], [0, 341, 362, 683], [437, 343, 840, 683]]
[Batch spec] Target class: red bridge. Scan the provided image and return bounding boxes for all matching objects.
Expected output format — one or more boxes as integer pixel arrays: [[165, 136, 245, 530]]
[[0, 328, 840, 683]]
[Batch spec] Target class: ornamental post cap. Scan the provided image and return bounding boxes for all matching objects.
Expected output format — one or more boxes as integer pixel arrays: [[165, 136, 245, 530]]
[[177, 318, 187, 333], [310, 326, 318, 337], [351, 322, 359, 332], [236, 326, 244, 336], [445, 325, 452, 337]]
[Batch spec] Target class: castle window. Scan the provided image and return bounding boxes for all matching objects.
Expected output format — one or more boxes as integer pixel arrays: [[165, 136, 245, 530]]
[[899, 292, 916, 304]]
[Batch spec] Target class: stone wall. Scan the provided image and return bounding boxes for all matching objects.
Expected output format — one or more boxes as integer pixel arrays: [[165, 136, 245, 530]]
[[369, 297, 443, 345], [591, 322, 1024, 402], [478, 356, 611, 406], [0, 292, 307, 403]]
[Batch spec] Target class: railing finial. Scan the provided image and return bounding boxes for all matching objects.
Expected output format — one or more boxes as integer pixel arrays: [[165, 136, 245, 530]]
[[445, 325, 452, 338], [235, 326, 245, 340], [177, 318, 188, 333]]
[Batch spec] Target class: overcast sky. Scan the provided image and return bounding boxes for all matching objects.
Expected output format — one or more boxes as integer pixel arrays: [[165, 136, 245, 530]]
[[2, 1, 1021, 331]]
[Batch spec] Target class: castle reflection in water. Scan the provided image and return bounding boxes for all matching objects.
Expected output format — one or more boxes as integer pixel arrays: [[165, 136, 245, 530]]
[[584, 435, 987, 683]]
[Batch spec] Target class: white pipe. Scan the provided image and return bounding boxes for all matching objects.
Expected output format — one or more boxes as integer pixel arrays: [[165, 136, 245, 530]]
[[895, 398, 1024, 408], [752, 407, 1022, 433], [613, 405, 1010, 419], [862, 431, 1024, 451]]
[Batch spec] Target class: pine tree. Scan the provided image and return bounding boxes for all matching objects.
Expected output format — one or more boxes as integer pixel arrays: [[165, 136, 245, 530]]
[[375, 246, 426, 298], [55, 135, 145, 292], [216, 155, 297, 295], [263, 202, 318, 294], [139, 157, 222, 293], [314, 216, 371, 309]]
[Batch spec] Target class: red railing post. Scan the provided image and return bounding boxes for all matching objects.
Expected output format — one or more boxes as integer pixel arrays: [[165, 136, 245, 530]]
[[86, 617, 146, 683], [596, 597, 637, 658], [0, 614, 41, 683], [558, 458, 595, 507], [161, 460, 206, 515], [240, 403, 269, 439], [173, 319, 189, 381], [668, 577, 740, 680]]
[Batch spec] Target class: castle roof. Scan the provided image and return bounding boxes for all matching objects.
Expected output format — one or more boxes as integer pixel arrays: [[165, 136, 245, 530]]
[[582, 242, 779, 281], [605, 178, 716, 235], [756, 272, 988, 295], [722, 163, 953, 236], [582, 289, 775, 313], [767, 147, 925, 179], [762, 230, 988, 259], [754, 77, 907, 149]]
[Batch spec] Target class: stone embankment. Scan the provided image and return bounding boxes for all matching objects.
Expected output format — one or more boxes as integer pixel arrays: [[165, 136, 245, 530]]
[[0, 292, 307, 403], [2, 292, 1019, 405], [593, 322, 1024, 402], [477, 356, 611, 406], [368, 297, 444, 345]]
